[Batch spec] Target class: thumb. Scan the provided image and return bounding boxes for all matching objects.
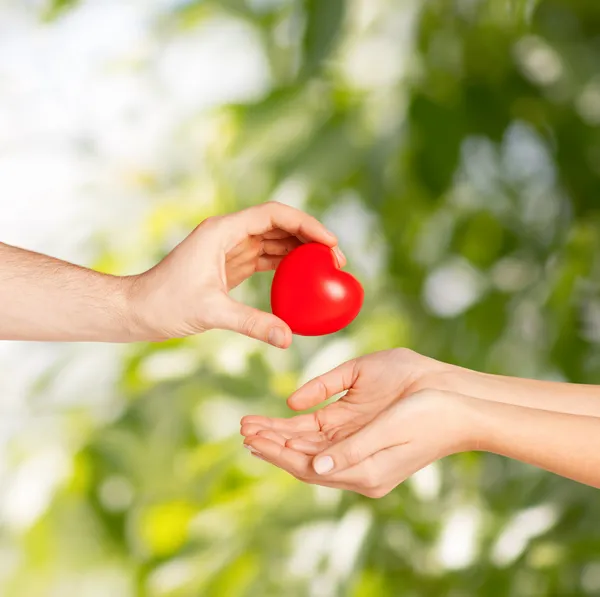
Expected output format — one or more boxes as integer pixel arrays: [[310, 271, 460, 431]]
[[312, 413, 396, 476], [214, 297, 292, 348]]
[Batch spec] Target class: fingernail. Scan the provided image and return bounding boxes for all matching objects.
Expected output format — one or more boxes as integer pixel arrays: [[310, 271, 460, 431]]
[[313, 456, 334, 475], [244, 444, 261, 455], [268, 327, 287, 348], [333, 246, 345, 266]]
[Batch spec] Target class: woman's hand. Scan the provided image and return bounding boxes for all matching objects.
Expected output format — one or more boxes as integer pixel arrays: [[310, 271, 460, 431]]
[[242, 386, 478, 498], [241, 349, 451, 448], [240, 350, 476, 496], [128, 201, 344, 346], [241, 349, 600, 495]]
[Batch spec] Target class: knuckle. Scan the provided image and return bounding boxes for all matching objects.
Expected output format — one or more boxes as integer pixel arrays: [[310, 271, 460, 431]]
[[314, 377, 329, 399], [258, 200, 281, 212], [346, 442, 364, 466], [240, 314, 259, 337], [394, 347, 416, 360], [197, 215, 221, 230]]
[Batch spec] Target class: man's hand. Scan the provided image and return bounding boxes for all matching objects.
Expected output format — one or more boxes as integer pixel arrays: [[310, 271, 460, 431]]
[[127, 202, 344, 346], [0, 201, 343, 345]]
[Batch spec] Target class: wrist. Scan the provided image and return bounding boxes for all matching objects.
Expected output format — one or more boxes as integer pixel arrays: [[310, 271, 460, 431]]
[[429, 365, 508, 405], [119, 274, 167, 342], [455, 393, 501, 453], [445, 392, 490, 453], [410, 389, 484, 455]]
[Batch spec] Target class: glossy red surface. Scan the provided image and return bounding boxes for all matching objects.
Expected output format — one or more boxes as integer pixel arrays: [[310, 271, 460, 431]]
[[270, 243, 364, 336]]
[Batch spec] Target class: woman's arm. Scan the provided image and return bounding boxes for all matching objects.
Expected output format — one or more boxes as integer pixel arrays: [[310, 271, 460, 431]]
[[243, 390, 600, 496], [241, 351, 600, 497], [471, 398, 600, 488], [438, 365, 600, 417]]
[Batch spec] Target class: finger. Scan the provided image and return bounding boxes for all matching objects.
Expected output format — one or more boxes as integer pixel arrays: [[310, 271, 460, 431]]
[[241, 414, 320, 434], [213, 296, 292, 349], [240, 424, 317, 442], [310, 411, 400, 476], [244, 436, 313, 479], [236, 202, 338, 248], [262, 228, 293, 240], [330, 425, 361, 442], [226, 263, 257, 291], [334, 248, 347, 268], [286, 438, 330, 455], [242, 426, 325, 443], [240, 415, 274, 428], [256, 429, 288, 446], [262, 237, 302, 256], [244, 442, 356, 491], [227, 236, 259, 261], [244, 442, 284, 469], [287, 359, 360, 411], [287, 431, 326, 443], [241, 423, 278, 438], [256, 255, 284, 272], [245, 437, 357, 492]]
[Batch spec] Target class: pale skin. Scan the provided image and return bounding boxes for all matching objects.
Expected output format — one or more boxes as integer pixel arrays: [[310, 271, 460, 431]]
[[241, 349, 600, 497], [0, 202, 345, 346]]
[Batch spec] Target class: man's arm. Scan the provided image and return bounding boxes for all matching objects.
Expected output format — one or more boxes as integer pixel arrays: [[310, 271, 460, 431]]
[[0, 203, 342, 345], [0, 242, 137, 342]]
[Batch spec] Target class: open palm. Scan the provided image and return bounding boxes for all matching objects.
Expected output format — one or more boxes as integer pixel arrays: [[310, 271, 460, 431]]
[[241, 349, 451, 454]]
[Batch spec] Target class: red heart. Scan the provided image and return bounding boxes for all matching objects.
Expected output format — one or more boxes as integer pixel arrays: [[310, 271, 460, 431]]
[[271, 243, 364, 336]]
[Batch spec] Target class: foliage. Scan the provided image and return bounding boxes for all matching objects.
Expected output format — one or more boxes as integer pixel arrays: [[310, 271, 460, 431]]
[[5, 0, 600, 595]]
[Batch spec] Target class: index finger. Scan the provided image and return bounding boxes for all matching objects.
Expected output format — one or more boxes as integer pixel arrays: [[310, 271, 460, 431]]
[[235, 202, 338, 247]]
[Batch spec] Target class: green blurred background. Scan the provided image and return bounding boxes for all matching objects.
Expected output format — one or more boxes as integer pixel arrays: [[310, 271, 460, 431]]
[[1, 0, 600, 595]]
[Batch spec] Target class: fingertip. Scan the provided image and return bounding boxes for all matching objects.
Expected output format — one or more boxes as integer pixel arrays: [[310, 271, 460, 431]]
[[332, 246, 346, 267], [305, 227, 337, 249], [267, 325, 291, 349], [287, 387, 318, 411], [241, 423, 262, 437], [286, 395, 315, 411], [280, 329, 293, 349], [325, 231, 338, 246], [267, 317, 292, 348], [240, 415, 263, 429], [286, 395, 303, 411], [240, 425, 253, 437], [244, 436, 262, 450]]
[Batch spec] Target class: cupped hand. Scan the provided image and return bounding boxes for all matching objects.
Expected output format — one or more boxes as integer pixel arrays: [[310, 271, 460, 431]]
[[127, 202, 345, 346], [241, 349, 452, 446], [242, 385, 478, 498], [241, 349, 478, 497]]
